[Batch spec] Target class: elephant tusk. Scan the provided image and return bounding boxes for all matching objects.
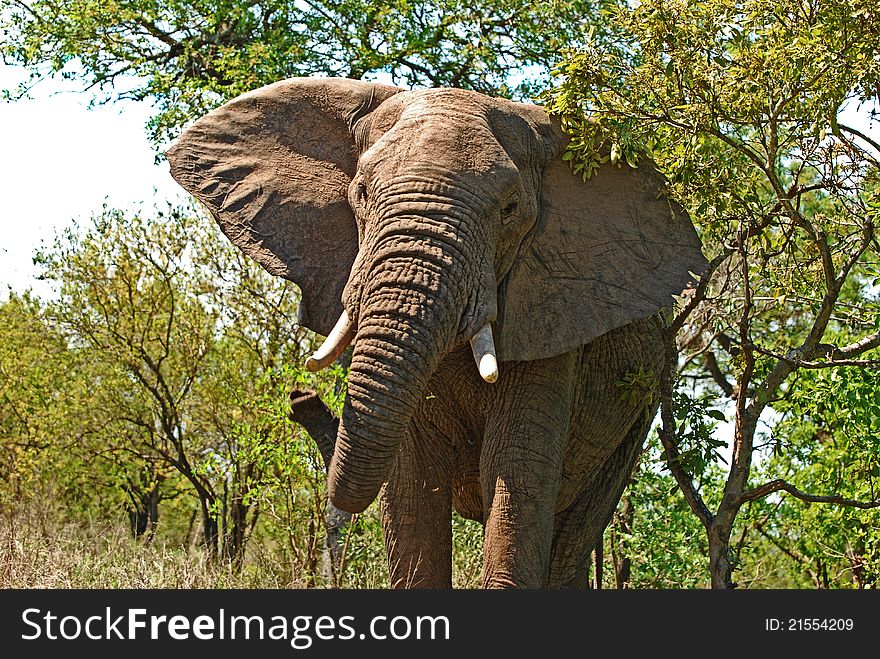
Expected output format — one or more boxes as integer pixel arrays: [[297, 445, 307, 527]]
[[469, 324, 499, 384], [306, 310, 355, 372]]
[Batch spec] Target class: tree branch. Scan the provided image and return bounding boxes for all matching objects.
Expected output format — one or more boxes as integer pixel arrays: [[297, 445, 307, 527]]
[[704, 350, 734, 397], [740, 479, 880, 509], [820, 329, 880, 359], [839, 122, 880, 156], [751, 344, 880, 369], [658, 332, 714, 530], [669, 249, 732, 334]]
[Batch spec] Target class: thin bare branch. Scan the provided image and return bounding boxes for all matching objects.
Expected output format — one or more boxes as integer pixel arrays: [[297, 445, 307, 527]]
[[821, 329, 880, 359], [839, 122, 880, 157], [752, 344, 880, 369], [741, 479, 880, 509], [704, 350, 734, 397], [669, 249, 733, 334]]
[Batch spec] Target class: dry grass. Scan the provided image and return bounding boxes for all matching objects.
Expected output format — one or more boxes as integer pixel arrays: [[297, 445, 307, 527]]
[[0, 506, 486, 589], [0, 508, 294, 588]]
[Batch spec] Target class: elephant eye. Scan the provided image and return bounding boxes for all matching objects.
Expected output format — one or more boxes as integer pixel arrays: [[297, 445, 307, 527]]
[[501, 199, 518, 217], [351, 180, 368, 210]]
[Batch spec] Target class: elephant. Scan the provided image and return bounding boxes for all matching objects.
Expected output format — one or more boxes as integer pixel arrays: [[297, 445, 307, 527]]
[[166, 77, 706, 588]]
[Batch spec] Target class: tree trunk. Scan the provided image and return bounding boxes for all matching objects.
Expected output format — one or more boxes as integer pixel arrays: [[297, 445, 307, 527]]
[[199, 494, 219, 559], [223, 495, 250, 570], [127, 485, 160, 541], [289, 388, 352, 584], [707, 393, 759, 589], [708, 520, 736, 589], [611, 496, 633, 589]]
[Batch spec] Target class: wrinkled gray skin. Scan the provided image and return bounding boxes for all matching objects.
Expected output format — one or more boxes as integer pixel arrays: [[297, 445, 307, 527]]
[[167, 78, 706, 588]]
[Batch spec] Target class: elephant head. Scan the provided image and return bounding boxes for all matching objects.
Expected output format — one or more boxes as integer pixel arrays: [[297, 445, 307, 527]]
[[166, 78, 705, 514]]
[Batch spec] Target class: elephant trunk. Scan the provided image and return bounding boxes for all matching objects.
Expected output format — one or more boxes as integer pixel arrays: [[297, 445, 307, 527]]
[[327, 280, 454, 513], [327, 204, 485, 512]]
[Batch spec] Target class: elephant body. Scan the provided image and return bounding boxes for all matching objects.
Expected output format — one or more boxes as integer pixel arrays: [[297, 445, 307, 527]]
[[386, 316, 663, 587], [167, 78, 705, 588]]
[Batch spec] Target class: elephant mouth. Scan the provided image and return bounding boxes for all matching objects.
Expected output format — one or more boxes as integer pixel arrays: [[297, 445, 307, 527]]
[[306, 309, 498, 384]]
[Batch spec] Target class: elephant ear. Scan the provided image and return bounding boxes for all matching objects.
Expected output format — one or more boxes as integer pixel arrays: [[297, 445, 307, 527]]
[[497, 139, 707, 362], [165, 77, 403, 336]]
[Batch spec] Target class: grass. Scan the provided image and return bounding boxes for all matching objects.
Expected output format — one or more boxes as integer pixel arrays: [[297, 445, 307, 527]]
[[0, 506, 485, 588], [0, 508, 291, 588]]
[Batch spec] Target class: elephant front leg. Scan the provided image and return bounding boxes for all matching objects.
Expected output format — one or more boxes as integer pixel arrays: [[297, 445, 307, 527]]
[[380, 425, 453, 588], [479, 352, 576, 588]]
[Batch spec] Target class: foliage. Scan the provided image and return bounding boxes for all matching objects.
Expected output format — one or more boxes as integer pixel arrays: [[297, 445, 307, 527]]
[[547, 0, 880, 587], [601, 438, 711, 589], [7, 204, 341, 570], [451, 513, 485, 588], [747, 364, 880, 587], [0, 0, 613, 143], [0, 294, 89, 507], [665, 388, 728, 478]]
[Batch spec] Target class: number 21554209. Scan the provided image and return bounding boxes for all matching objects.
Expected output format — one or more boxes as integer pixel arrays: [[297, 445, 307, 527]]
[[765, 618, 854, 631]]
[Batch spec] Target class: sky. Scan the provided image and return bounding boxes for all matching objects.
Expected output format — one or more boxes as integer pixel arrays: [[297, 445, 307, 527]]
[[1, 64, 879, 301], [0, 65, 185, 298]]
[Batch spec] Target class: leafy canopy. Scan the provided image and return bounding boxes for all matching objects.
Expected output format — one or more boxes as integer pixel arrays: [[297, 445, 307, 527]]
[[545, 0, 880, 587], [1, 0, 612, 142]]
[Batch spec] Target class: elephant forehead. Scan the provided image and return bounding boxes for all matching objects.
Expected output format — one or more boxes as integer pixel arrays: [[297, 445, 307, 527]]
[[365, 88, 486, 137], [364, 113, 517, 186], [402, 85, 488, 107], [400, 91, 491, 129]]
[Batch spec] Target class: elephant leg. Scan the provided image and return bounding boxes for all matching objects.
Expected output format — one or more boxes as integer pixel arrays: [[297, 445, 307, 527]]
[[480, 352, 577, 588], [547, 407, 655, 588], [380, 423, 453, 588]]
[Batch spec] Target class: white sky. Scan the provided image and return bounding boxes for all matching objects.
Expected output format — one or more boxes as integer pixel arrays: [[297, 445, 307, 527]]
[[0, 65, 185, 298], [1, 64, 878, 301]]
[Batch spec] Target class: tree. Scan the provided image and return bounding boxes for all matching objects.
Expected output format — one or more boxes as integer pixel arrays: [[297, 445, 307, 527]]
[[1, 0, 609, 143], [186, 237, 329, 568], [547, 0, 880, 587], [0, 292, 163, 533], [36, 207, 228, 552], [0, 293, 72, 506], [32, 202, 347, 568]]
